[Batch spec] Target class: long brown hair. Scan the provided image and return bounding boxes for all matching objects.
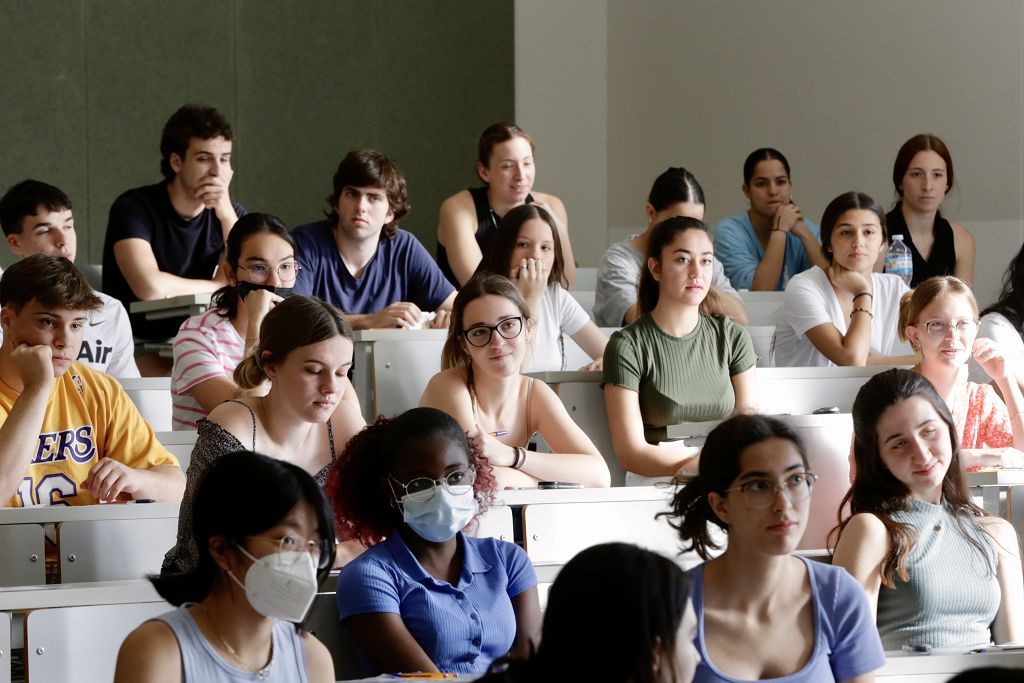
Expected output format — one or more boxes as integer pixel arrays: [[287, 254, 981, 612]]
[[476, 204, 567, 288], [829, 369, 989, 587], [637, 216, 713, 315]]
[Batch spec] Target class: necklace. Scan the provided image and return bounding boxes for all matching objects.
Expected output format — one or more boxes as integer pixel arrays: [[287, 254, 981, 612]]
[[199, 603, 273, 678]]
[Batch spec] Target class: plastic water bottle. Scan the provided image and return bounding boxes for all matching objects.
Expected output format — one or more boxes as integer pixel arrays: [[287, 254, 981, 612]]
[[884, 234, 913, 286]]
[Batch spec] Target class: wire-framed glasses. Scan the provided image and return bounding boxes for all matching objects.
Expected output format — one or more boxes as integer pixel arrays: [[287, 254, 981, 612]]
[[911, 319, 979, 340], [236, 261, 301, 284], [387, 468, 477, 503], [722, 472, 817, 508], [463, 317, 524, 347]]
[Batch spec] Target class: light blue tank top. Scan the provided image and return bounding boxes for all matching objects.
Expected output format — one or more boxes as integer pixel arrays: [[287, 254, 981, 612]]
[[155, 604, 310, 682], [877, 498, 999, 650]]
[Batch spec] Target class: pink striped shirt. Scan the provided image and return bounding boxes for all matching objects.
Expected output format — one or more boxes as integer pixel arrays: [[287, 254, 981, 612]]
[[171, 309, 245, 430]]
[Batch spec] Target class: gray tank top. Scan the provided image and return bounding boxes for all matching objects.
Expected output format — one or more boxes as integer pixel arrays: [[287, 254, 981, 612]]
[[155, 604, 310, 682], [876, 498, 999, 650]]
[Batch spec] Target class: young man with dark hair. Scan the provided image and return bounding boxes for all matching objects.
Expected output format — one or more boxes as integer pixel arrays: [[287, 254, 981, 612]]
[[0, 255, 183, 507], [292, 149, 455, 330], [102, 104, 245, 344], [0, 179, 139, 377]]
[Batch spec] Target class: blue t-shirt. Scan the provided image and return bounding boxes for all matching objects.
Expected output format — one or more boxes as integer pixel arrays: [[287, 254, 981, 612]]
[[689, 557, 885, 683], [336, 531, 537, 675], [714, 212, 820, 291], [291, 220, 454, 316]]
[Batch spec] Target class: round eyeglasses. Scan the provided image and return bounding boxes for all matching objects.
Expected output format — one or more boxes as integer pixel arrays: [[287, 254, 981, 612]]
[[911, 319, 978, 341], [722, 472, 817, 508], [236, 262, 301, 284], [463, 317, 524, 347], [387, 468, 476, 503], [246, 534, 329, 569]]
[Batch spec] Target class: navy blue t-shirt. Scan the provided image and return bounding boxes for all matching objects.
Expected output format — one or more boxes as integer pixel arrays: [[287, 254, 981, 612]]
[[291, 220, 454, 317], [102, 183, 245, 340]]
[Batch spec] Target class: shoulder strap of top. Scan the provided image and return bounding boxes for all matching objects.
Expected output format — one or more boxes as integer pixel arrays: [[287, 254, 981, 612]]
[[931, 212, 957, 270], [225, 399, 257, 451], [468, 187, 494, 237], [326, 418, 336, 462]]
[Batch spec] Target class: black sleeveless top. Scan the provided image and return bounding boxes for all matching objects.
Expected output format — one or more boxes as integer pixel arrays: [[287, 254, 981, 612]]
[[886, 202, 957, 287], [437, 186, 534, 286]]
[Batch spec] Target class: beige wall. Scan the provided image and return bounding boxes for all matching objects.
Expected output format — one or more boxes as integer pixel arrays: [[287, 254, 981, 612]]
[[517, 0, 1024, 307]]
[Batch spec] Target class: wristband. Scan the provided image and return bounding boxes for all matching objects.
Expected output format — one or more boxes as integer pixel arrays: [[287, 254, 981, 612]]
[[851, 307, 873, 319], [512, 446, 526, 470], [852, 291, 873, 301]]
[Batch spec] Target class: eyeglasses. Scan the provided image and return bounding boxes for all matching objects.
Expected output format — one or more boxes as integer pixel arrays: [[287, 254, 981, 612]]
[[722, 472, 817, 508], [463, 317, 524, 347], [236, 262, 301, 284], [246, 534, 329, 569], [911, 319, 979, 341], [387, 468, 477, 503]]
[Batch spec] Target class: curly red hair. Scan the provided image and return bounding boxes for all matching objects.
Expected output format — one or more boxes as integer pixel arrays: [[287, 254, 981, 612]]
[[325, 408, 496, 547]]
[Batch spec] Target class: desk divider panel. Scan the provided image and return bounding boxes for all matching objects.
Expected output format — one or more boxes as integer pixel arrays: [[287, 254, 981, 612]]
[[0, 525, 46, 587], [57, 518, 178, 583], [117, 377, 174, 432], [0, 611, 9, 683]]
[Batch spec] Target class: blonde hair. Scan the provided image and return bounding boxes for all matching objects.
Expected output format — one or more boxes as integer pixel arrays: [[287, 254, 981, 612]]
[[897, 276, 978, 350], [233, 296, 353, 389]]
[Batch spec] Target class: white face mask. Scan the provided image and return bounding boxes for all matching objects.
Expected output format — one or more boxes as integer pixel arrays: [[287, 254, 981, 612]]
[[401, 486, 479, 543], [229, 545, 318, 622]]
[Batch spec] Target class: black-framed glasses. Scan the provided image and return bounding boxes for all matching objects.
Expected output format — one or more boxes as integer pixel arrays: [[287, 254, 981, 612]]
[[722, 472, 817, 508], [911, 319, 979, 341], [245, 534, 330, 569], [463, 317, 524, 347], [387, 468, 477, 503], [237, 261, 301, 284]]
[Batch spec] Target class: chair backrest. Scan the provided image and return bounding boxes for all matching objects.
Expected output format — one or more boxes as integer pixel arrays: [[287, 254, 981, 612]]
[[466, 504, 515, 543], [0, 523, 46, 586], [117, 377, 173, 432], [757, 365, 896, 414], [155, 430, 198, 470], [351, 331, 446, 422], [736, 290, 784, 326], [25, 601, 169, 683], [747, 325, 776, 367], [304, 592, 363, 681], [57, 517, 178, 582]]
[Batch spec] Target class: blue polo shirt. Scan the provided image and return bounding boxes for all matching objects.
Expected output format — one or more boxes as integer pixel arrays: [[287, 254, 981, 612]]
[[714, 212, 821, 291], [336, 531, 536, 675], [291, 220, 454, 316]]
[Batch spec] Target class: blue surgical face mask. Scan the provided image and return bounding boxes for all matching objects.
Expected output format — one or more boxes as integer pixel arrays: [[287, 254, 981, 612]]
[[236, 281, 294, 300], [400, 487, 479, 543]]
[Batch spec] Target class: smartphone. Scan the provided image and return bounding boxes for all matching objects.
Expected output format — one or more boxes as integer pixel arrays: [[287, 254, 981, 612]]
[[812, 406, 840, 414], [538, 481, 583, 490]]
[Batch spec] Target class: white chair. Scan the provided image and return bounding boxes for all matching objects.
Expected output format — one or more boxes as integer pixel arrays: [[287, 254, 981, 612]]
[[467, 504, 514, 542], [155, 430, 198, 470], [574, 267, 598, 291], [736, 290, 784, 326], [747, 325, 776, 367], [57, 517, 178, 582], [350, 330, 446, 422], [25, 601, 168, 683], [0, 524, 47, 587], [757, 365, 896, 415], [117, 377, 173, 432]]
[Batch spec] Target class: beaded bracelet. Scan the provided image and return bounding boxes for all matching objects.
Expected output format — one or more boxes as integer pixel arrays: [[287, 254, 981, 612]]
[[851, 307, 873, 319]]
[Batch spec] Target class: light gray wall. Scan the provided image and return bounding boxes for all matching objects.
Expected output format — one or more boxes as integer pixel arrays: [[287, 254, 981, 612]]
[[517, 0, 1024, 307]]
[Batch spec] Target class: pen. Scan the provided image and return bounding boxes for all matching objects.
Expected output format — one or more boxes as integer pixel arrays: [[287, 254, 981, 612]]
[[490, 430, 508, 437]]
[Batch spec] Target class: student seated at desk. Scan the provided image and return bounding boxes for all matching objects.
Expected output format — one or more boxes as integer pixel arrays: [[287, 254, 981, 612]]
[[478, 542, 700, 683], [171, 212, 299, 429], [292, 149, 454, 330], [0, 179, 139, 377], [669, 414, 885, 682], [774, 192, 915, 368], [832, 369, 1024, 651], [115, 451, 336, 683], [972, 241, 1024, 394], [477, 204, 606, 372], [420, 273, 610, 489], [898, 276, 1024, 468], [594, 166, 746, 327], [328, 407, 542, 676], [0, 255, 184, 506], [163, 296, 364, 573], [436, 122, 576, 288], [603, 217, 758, 479]]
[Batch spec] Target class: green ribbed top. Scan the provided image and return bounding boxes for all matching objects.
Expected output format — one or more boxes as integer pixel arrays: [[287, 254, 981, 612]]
[[603, 313, 757, 443]]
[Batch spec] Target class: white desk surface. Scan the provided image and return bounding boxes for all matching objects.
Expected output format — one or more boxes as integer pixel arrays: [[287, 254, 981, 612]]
[[665, 413, 852, 439], [493, 485, 673, 506], [0, 579, 163, 611], [880, 647, 1024, 674], [526, 370, 601, 384], [0, 502, 179, 525], [967, 469, 1024, 486], [353, 329, 448, 342], [129, 292, 212, 314]]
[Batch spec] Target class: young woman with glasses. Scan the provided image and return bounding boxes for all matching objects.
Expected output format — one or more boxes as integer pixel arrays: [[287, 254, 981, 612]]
[[420, 273, 610, 489], [603, 217, 758, 480], [163, 296, 365, 574], [476, 204, 607, 372], [898, 276, 1024, 468], [832, 369, 1024, 650], [327, 407, 542, 676], [116, 451, 337, 683], [667, 414, 884, 682], [172, 212, 302, 429]]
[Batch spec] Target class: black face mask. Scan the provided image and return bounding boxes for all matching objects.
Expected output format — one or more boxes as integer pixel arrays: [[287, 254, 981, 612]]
[[236, 282, 295, 300]]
